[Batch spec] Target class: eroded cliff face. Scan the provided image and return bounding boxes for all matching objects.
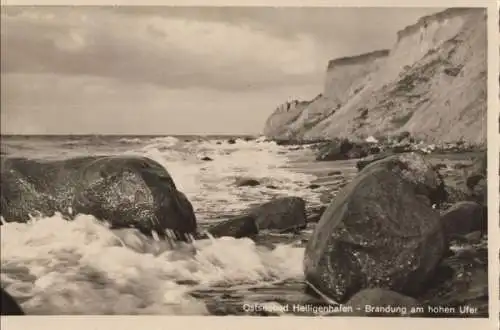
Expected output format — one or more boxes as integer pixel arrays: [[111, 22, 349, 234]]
[[263, 8, 487, 145]]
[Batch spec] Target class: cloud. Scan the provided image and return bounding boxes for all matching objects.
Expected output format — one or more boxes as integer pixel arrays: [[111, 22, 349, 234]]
[[0, 6, 447, 135], [1, 7, 327, 90]]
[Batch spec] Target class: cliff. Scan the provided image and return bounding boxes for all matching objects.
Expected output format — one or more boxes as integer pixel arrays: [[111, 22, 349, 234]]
[[263, 8, 487, 145]]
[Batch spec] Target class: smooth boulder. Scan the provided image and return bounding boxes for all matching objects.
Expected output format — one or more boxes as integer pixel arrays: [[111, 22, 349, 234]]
[[207, 215, 259, 239], [235, 177, 261, 187], [0, 156, 197, 242], [1, 287, 24, 315], [247, 197, 307, 232], [304, 152, 446, 303], [440, 201, 487, 242]]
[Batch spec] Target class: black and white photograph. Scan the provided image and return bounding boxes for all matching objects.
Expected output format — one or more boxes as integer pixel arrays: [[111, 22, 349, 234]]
[[0, 5, 490, 318]]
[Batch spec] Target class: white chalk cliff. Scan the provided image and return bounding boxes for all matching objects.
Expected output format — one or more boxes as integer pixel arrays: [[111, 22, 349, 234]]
[[263, 8, 487, 145]]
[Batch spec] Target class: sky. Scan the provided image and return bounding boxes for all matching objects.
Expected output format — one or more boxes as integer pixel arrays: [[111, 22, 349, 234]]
[[1, 6, 444, 135]]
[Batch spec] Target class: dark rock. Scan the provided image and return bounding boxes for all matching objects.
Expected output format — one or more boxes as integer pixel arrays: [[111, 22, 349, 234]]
[[308, 184, 321, 190], [465, 152, 487, 205], [247, 197, 307, 232], [369, 146, 381, 154], [444, 67, 462, 77], [266, 185, 278, 189], [1, 287, 24, 315], [207, 215, 259, 239], [346, 289, 422, 317], [466, 174, 484, 190], [345, 145, 368, 159], [0, 156, 197, 241], [433, 163, 447, 171], [440, 201, 487, 243], [327, 170, 342, 176], [356, 152, 393, 171], [316, 138, 355, 161], [418, 244, 488, 317], [392, 144, 413, 154], [235, 178, 261, 187], [304, 152, 446, 303], [227, 139, 237, 144], [201, 156, 214, 161], [216, 141, 222, 145]]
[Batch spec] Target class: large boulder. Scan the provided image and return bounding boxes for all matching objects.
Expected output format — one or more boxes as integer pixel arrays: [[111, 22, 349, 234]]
[[1, 287, 25, 315], [0, 156, 197, 242], [247, 197, 307, 232], [440, 201, 487, 243], [304, 152, 446, 303]]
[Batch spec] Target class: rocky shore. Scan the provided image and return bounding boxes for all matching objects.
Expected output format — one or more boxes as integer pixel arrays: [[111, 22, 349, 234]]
[[194, 136, 488, 317], [0, 136, 487, 317]]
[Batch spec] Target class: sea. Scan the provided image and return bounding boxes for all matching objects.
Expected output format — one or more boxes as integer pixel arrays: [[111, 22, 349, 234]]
[[0, 134, 338, 316]]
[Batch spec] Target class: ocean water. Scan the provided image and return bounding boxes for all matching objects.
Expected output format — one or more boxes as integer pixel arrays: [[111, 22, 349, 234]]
[[0, 135, 326, 315]]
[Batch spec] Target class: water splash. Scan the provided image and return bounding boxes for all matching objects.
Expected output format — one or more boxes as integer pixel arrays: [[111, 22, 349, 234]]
[[1, 214, 305, 315]]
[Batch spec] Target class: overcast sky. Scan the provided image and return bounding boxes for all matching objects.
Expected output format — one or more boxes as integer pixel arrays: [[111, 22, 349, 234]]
[[1, 6, 444, 135]]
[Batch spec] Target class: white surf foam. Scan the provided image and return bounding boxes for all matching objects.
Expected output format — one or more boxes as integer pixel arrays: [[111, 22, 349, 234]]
[[1, 213, 305, 315]]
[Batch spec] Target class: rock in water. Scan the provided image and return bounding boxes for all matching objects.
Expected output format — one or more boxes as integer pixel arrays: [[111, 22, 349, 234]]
[[0, 156, 197, 241], [1, 287, 24, 315], [234, 178, 261, 187], [247, 197, 307, 232], [304, 152, 446, 303], [316, 138, 370, 161], [465, 151, 487, 205], [207, 215, 259, 239], [440, 201, 487, 242]]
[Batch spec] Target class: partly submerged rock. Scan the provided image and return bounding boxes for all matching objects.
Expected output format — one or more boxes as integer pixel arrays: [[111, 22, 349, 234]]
[[247, 197, 307, 232], [304, 152, 446, 303], [0, 156, 198, 242], [316, 138, 372, 161], [207, 215, 259, 239], [235, 178, 261, 187], [465, 152, 487, 205], [1, 287, 25, 315], [440, 201, 487, 243]]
